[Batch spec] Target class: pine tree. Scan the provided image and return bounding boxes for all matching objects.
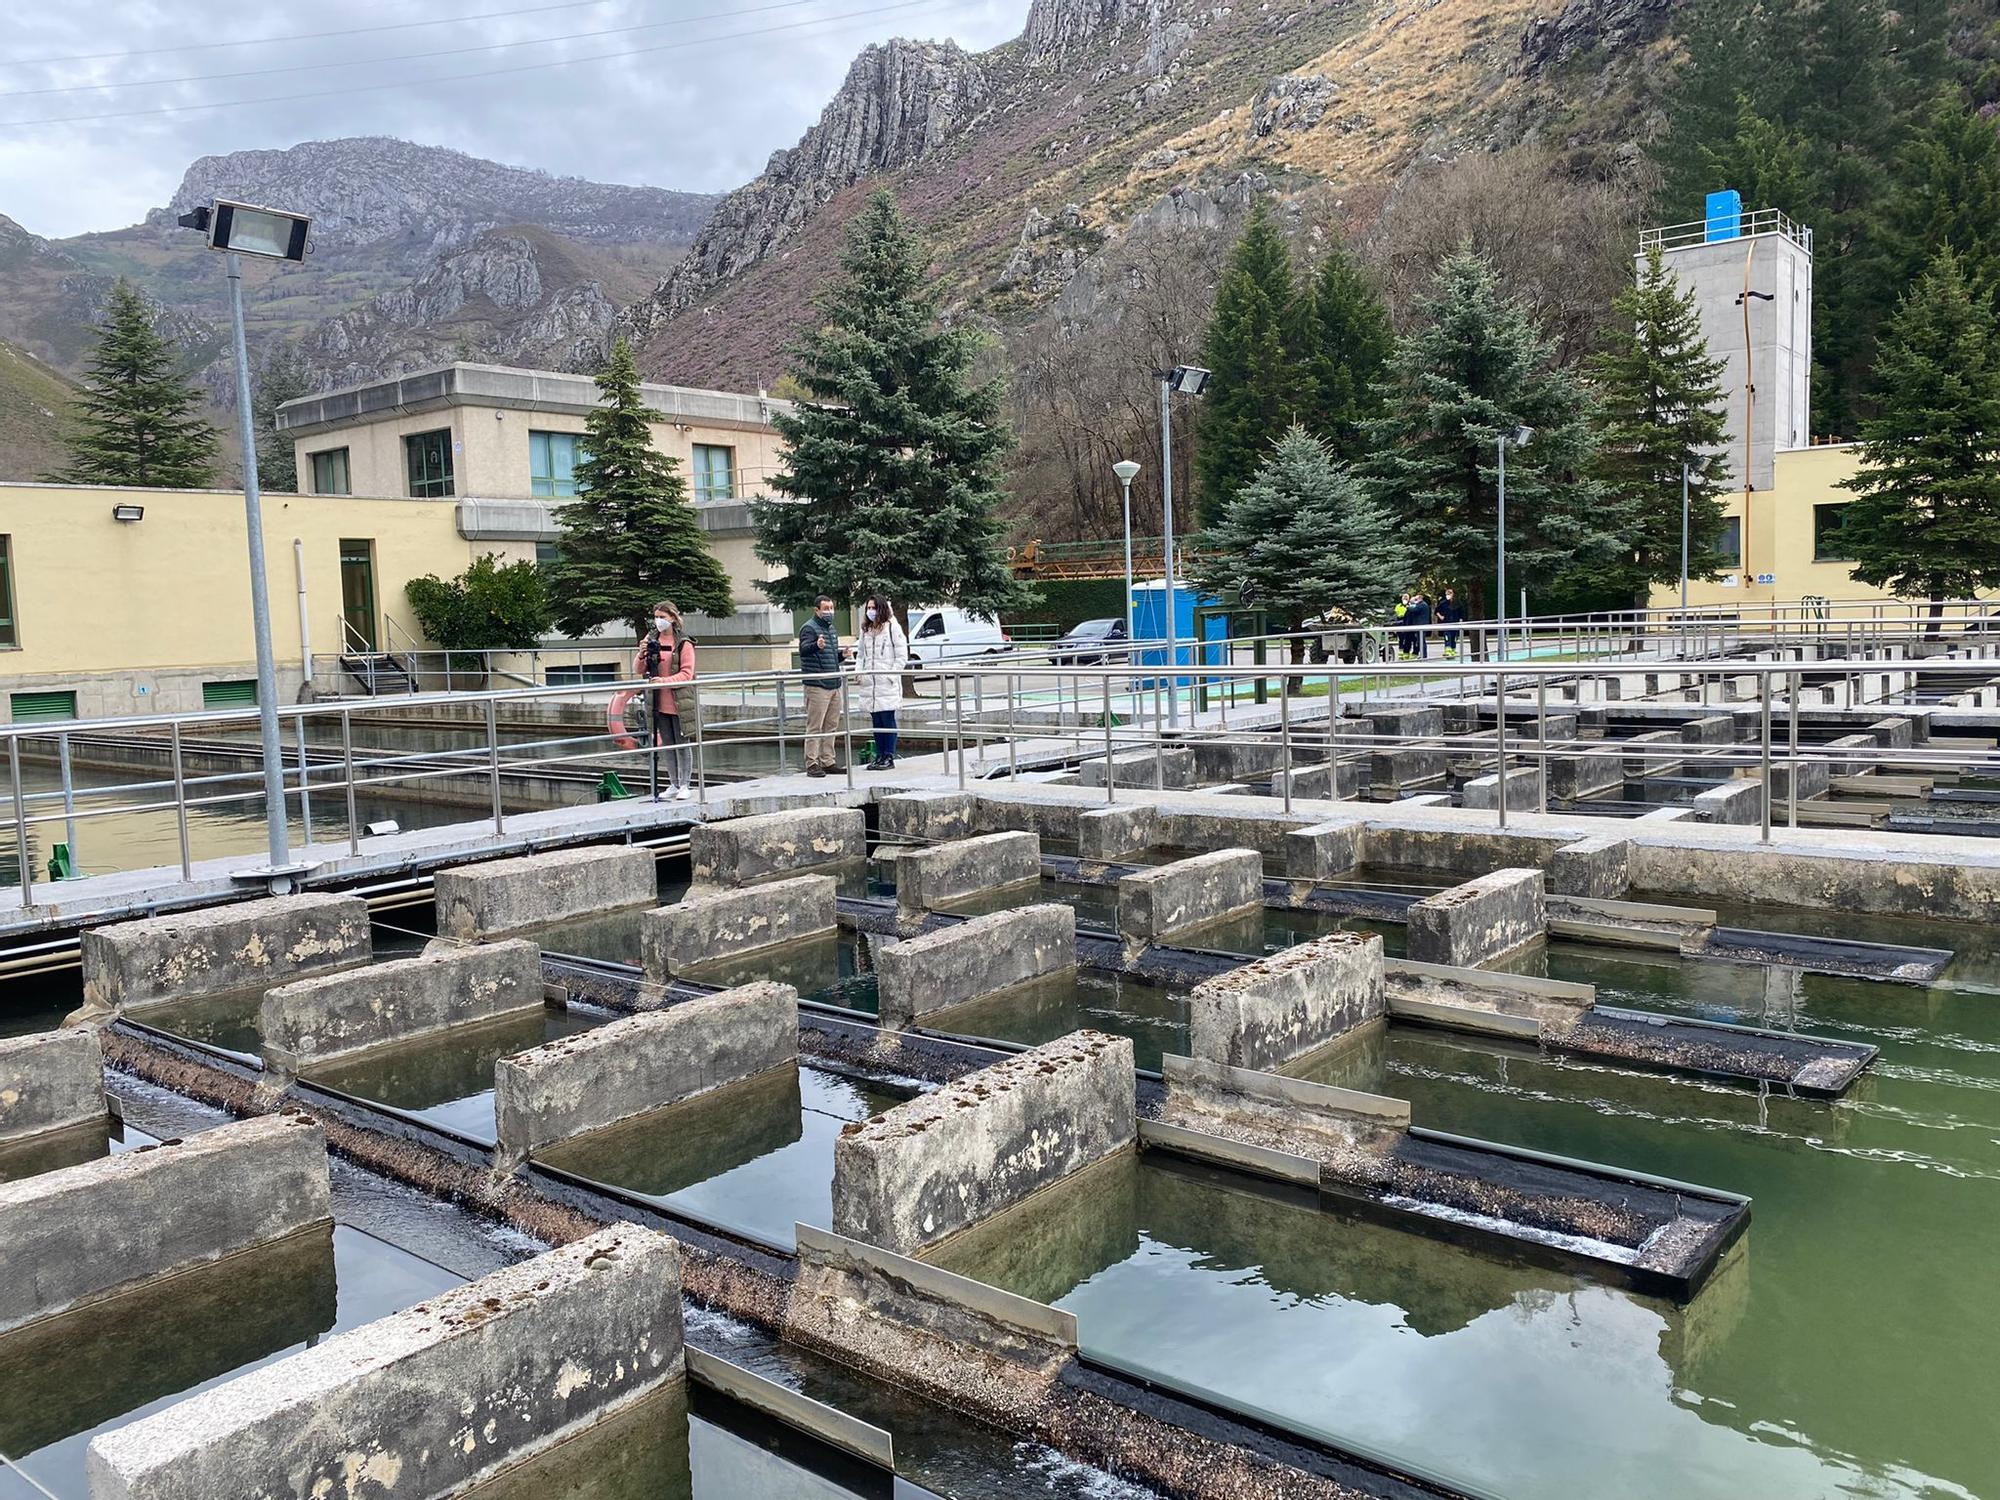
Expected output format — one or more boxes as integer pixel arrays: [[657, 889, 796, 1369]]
[[756, 190, 1029, 618], [1301, 244, 1393, 462], [1196, 425, 1409, 636], [1704, 99, 1816, 223], [1360, 250, 1612, 620], [1584, 247, 1734, 607], [53, 280, 217, 488], [1840, 249, 2000, 619], [1868, 93, 2000, 312], [1655, 0, 1764, 222], [250, 341, 312, 494], [548, 338, 733, 637], [1194, 200, 1313, 526]]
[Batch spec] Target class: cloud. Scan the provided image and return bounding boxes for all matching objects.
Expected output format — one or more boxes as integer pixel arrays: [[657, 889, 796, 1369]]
[[0, 0, 1027, 237]]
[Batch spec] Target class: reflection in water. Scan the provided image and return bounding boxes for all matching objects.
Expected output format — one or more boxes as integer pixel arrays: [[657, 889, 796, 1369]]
[[925, 969, 1188, 1074], [685, 932, 882, 1014], [0, 1114, 112, 1185]]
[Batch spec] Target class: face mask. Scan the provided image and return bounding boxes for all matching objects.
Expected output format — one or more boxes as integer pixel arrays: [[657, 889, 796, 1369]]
[[653, 617, 672, 633], [865, 607, 878, 623], [818, 608, 833, 621]]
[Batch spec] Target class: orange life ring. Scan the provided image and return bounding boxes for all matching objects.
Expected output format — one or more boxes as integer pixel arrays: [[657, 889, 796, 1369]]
[[608, 690, 640, 751]]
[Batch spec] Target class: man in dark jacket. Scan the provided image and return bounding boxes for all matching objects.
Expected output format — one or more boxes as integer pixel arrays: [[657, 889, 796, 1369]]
[[1405, 592, 1434, 660], [1436, 588, 1464, 658], [799, 595, 847, 777]]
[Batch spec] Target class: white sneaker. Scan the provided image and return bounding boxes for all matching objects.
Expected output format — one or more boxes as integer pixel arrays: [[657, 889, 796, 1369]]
[[674, 786, 693, 801]]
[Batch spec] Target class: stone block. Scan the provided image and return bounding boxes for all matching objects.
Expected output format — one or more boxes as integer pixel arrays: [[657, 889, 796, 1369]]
[[1076, 747, 1197, 789], [0, 1028, 103, 1145], [1766, 757, 1832, 803], [877, 791, 976, 843], [79, 893, 370, 1016], [494, 982, 797, 1163], [896, 831, 1040, 916], [261, 940, 542, 1076], [1155, 808, 1312, 859], [1692, 780, 1762, 825], [1622, 729, 1685, 778], [1187, 932, 1385, 1073], [85, 1227, 682, 1500], [1681, 715, 1737, 745], [0, 1115, 330, 1336], [830, 1031, 1135, 1254], [971, 794, 1081, 842], [1867, 717, 1915, 749], [1406, 868, 1547, 968], [1117, 849, 1263, 945], [1272, 760, 1360, 801], [876, 905, 1075, 1030], [435, 845, 655, 941], [1186, 737, 1286, 783], [1545, 746, 1625, 801], [1547, 836, 1631, 900], [1285, 821, 1366, 881], [690, 808, 866, 885], [1821, 734, 1878, 776], [1369, 743, 1449, 795], [1075, 804, 1158, 861], [641, 875, 835, 979], [1461, 766, 1542, 811], [1358, 705, 1444, 740]]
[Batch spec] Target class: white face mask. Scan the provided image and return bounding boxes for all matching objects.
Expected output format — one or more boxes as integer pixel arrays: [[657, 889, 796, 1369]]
[[653, 617, 672, 633], [865, 606, 878, 623]]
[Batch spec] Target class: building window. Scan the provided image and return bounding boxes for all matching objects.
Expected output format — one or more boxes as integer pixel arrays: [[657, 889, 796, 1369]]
[[309, 448, 351, 496], [530, 431, 584, 498], [546, 662, 619, 686], [0, 536, 15, 649], [1813, 502, 1853, 562], [404, 429, 455, 498], [535, 541, 561, 568], [1716, 515, 1742, 566], [692, 444, 735, 502]]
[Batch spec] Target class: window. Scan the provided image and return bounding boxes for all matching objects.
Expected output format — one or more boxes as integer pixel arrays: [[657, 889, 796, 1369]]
[[1813, 502, 1853, 562], [309, 448, 351, 496], [546, 662, 620, 686], [1716, 515, 1742, 566], [202, 679, 258, 708], [692, 444, 735, 502], [0, 536, 15, 648], [10, 690, 75, 723], [530, 431, 584, 497], [404, 429, 454, 498], [535, 541, 561, 568]]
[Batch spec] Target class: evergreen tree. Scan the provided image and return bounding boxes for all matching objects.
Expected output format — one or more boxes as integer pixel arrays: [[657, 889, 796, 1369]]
[[1194, 200, 1313, 526], [1868, 93, 2000, 311], [1585, 247, 1734, 607], [1301, 244, 1393, 462], [1654, 0, 1763, 222], [53, 280, 217, 488], [1840, 249, 2000, 619], [755, 190, 1029, 618], [250, 341, 312, 494], [1196, 425, 1409, 639], [548, 338, 733, 637], [1360, 250, 1612, 620], [1704, 99, 1817, 222]]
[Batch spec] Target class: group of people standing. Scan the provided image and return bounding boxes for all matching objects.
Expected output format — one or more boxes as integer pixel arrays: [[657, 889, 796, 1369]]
[[1393, 588, 1464, 660]]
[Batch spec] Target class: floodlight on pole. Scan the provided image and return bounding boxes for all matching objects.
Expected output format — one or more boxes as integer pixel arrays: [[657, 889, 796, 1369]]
[[179, 199, 315, 891], [1157, 368, 1211, 726], [1112, 460, 1141, 651]]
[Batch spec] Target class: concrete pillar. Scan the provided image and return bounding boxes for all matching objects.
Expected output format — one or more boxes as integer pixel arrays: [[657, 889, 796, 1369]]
[[896, 831, 1040, 918], [435, 845, 655, 942], [1547, 836, 1631, 900], [1076, 803, 1158, 861], [877, 791, 976, 843], [1155, 809, 1313, 859], [830, 1031, 1135, 1254], [1461, 765, 1542, 811], [1077, 748, 1196, 789], [1622, 729, 1686, 778], [1691, 780, 1762, 824], [85, 1228, 683, 1500], [1271, 760, 1360, 801], [1368, 743, 1449, 797], [690, 808, 866, 886], [0, 1028, 104, 1146], [876, 905, 1075, 1030], [1285, 820, 1366, 881], [1117, 848, 1263, 947], [1186, 738, 1286, 783], [1405, 868, 1547, 968], [641, 874, 835, 980], [1765, 756, 1833, 803], [1545, 746, 1625, 802], [1188, 931, 1384, 1073]]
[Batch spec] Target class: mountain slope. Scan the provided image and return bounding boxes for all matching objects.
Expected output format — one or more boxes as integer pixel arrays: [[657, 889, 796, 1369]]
[[0, 338, 76, 481]]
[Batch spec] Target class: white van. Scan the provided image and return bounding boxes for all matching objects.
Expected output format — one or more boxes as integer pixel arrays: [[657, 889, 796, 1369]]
[[905, 605, 1013, 667]]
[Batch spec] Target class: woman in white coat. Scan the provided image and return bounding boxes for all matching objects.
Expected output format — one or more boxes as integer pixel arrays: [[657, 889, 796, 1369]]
[[855, 594, 908, 769]]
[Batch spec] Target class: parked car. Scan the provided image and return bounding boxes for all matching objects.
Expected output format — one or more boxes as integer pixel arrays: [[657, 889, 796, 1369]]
[[1049, 617, 1129, 666], [905, 606, 1014, 668]]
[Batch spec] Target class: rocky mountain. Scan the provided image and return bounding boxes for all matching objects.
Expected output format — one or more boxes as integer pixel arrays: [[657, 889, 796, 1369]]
[[0, 336, 77, 481], [0, 214, 216, 376]]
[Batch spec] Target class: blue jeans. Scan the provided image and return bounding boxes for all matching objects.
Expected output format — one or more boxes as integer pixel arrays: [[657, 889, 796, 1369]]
[[871, 710, 898, 760]]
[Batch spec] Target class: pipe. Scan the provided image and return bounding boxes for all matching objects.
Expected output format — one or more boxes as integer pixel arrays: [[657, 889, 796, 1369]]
[[294, 537, 315, 698]]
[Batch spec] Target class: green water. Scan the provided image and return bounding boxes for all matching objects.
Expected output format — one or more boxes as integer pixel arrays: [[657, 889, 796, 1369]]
[[923, 968, 1189, 1072], [684, 930, 883, 1013]]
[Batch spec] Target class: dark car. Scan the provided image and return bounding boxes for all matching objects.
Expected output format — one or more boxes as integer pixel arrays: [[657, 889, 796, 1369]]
[[1049, 617, 1129, 666]]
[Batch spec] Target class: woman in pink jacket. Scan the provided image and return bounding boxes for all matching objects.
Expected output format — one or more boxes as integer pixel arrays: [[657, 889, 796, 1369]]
[[634, 599, 697, 800]]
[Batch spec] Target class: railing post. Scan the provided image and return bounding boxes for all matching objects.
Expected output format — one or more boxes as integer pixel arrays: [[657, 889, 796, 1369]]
[[1279, 679, 1293, 813], [973, 671, 985, 764], [1495, 670, 1509, 829], [1008, 671, 1018, 781], [1102, 675, 1115, 806], [57, 730, 78, 869], [486, 697, 505, 835], [169, 721, 193, 879], [10, 736, 33, 907], [694, 682, 709, 806], [954, 673, 966, 791], [1788, 668, 1800, 829], [844, 673, 856, 792], [341, 709, 359, 857], [1536, 674, 1549, 815], [1153, 675, 1165, 792], [776, 676, 788, 769], [1759, 671, 1773, 843], [295, 714, 313, 844], [1329, 670, 1342, 800]]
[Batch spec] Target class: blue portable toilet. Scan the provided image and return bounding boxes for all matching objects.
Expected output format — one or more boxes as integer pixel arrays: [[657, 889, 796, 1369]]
[[1130, 579, 1225, 690], [1704, 188, 1743, 242]]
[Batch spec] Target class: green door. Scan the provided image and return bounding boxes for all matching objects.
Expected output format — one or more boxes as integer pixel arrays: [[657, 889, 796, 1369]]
[[339, 539, 377, 651]]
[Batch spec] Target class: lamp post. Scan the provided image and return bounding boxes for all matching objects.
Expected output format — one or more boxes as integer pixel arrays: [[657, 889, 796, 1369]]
[[1679, 462, 1691, 659], [1113, 459, 1141, 650], [178, 200, 313, 890], [1157, 365, 1209, 726], [1495, 426, 1531, 662]]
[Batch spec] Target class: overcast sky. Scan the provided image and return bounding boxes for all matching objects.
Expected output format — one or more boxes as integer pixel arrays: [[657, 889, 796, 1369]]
[[0, 0, 1026, 238]]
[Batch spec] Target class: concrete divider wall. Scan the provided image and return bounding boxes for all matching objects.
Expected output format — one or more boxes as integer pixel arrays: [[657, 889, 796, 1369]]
[[1693, 780, 1762, 825], [1623, 729, 1686, 778], [79, 893, 370, 1016], [86, 1227, 683, 1500], [1076, 804, 1158, 860], [495, 982, 798, 1163], [971, 792, 1084, 842], [1462, 766, 1542, 811], [1077, 748, 1197, 789], [1546, 746, 1625, 801], [0, 1114, 330, 1336], [896, 831, 1040, 916], [435, 845, 655, 941], [1117, 848, 1263, 945], [1822, 733, 1879, 775], [691, 807, 865, 886], [1360, 705, 1444, 740], [1363, 825, 1569, 874], [1154, 808, 1313, 859], [1767, 757, 1833, 802], [1161, 1053, 1409, 1160], [261, 940, 543, 1076], [1548, 836, 1631, 900], [1186, 738, 1287, 782], [878, 791, 976, 843], [1370, 744, 1450, 796], [831, 1030, 1135, 1254], [1272, 760, 1361, 801], [641, 874, 836, 979], [1406, 868, 1547, 967], [877, 905, 1076, 1030], [1285, 820, 1366, 880], [1188, 932, 1384, 1073], [0, 1029, 104, 1144]]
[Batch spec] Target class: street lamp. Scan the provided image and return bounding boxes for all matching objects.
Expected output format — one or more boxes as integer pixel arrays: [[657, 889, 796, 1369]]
[[1158, 365, 1210, 726], [1679, 461, 1691, 658], [1496, 426, 1531, 662], [1112, 459, 1141, 650], [178, 199, 313, 891]]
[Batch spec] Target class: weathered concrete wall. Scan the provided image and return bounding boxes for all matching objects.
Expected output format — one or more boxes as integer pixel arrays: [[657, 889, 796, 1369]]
[[1285, 820, 1366, 880], [1622, 729, 1686, 778], [691, 807, 865, 885], [1693, 780, 1762, 825], [1161, 1053, 1408, 1160], [1547, 835, 1631, 900], [896, 831, 1040, 916], [831, 1031, 1134, 1253], [1360, 705, 1444, 740], [1188, 932, 1384, 1073], [1117, 848, 1263, 945], [495, 982, 797, 1162], [85, 1227, 683, 1500], [1627, 842, 2000, 921], [261, 940, 542, 1077], [1186, 738, 1287, 782], [1406, 868, 1547, 967], [1154, 807, 1313, 859], [1369, 744, 1450, 796], [1075, 803, 1158, 860], [1461, 766, 1542, 811], [1822, 733, 1879, 775], [79, 893, 370, 1016], [1363, 825, 1570, 874], [0, 1114, 329, 1335], [1868, 716, 1915, 749], [1546, 746, 1625, 801], [877, 791, 976, 843], [435, 845, 655, 941], [1766, 757, 1833, 802], [0, 1028, 103, 1144], [641, 874, 835, 979], [877, 905, 1076, 1030], [1077, 748, 1197, 789], [1271, 760, 1361, 801]]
